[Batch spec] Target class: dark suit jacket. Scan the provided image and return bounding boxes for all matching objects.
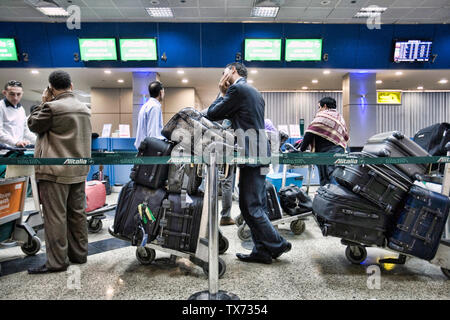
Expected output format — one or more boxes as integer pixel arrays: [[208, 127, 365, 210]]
[[206, 78, 270, 166]]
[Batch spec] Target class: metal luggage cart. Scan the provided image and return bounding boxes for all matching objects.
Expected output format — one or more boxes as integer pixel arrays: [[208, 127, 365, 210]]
[[0, 176, 42, 275], [338, 143, 450, 279]]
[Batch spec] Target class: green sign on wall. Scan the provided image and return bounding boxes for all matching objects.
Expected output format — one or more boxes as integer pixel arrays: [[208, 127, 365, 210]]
[[79, 38, 117, 61], [244, 39, 282, 61], [0, 38, 18, 61], [285, 39, 322, 61], [119, 39, 157, 61]]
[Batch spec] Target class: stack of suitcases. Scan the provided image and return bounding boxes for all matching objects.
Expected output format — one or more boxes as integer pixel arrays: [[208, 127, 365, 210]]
[[312, 131, 450, 262], [112, 107, 230, 254]]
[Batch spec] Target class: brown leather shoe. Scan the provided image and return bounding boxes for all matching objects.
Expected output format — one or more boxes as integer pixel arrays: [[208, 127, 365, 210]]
[[220, 217, 236, 226]]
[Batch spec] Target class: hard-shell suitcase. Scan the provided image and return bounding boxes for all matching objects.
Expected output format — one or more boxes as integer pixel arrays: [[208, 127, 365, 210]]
[[157, 193, 203, 253], [113, 181, 167, 241], [362, 131, 430, 180], [130, 137, 174, 189], [265, 180, 282, 220], [388, 185, 450, 260], [85, 180, 106, 213], [312, 184, 390, 246], [332, 152, 412, 214], [279, 184, 313, 216]]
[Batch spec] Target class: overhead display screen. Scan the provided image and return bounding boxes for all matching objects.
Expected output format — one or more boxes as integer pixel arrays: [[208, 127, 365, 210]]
[[79, 38, 117, 61], [119, 38, 157, 61], [0, 38, 18, 61], [285, 39, 322, 61], [393, 40, 432, 62], [244, 39, 282, 61], [377, 91, 402, 104]]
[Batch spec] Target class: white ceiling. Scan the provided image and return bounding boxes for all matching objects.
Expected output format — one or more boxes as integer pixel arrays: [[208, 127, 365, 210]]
[[2, 67, 449, 106], [0, 0, 448, 23]]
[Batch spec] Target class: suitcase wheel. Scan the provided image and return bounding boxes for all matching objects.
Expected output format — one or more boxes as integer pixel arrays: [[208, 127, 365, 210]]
[[345, 245, 367, 265], [441, 268, 450, 279], [20, 236, 41, 256], [352, 185, 361, 194], [290, 220, 306, 235], [202, 257, 226, 279], [392, 131, 404, 140], [136, 247, 156, 265], [219, 235, 229, 255]]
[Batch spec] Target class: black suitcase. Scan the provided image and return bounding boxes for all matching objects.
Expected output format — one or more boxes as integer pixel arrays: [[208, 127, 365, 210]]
[[362, 131, 430, 180], [279, 184, 313, 216], [113, 181, 167, 242], [265, 180, 282, 220], [167, 162, 203, 196], [413, 122, 450, 156], [130, 137, 174, 189], [312, 184, 390, 247], [332, 152, 412, 214], [387, 185, 450, 261], [157, 193, 203, 253]]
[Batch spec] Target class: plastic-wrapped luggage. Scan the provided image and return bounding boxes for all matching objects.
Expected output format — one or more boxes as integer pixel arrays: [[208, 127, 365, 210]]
[[130, 137, 174, 189], [362, 131, 430, 180], [331, 152, 413, 214], [388, 185, 450, 261], [112, 181, 166, 241], [85, 180, 106, 213], [312, 184, 391, 247]]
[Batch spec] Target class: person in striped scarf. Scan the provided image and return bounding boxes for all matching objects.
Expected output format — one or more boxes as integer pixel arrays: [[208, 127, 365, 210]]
[[296, 97, 349, 186]]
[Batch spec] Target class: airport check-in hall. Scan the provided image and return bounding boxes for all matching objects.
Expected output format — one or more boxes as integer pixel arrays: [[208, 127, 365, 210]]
[[0, 0, 449, 305]]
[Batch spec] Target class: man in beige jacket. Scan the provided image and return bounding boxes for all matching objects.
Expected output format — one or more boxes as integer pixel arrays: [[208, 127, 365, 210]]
[[27, 70, 92, 274]]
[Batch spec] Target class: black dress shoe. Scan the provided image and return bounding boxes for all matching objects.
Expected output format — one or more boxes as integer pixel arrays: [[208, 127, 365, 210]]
[[69, 258, 87, 264], [272, 242, 292, 259], [236, 253, 272, 264], [28, 264, 67, 274]]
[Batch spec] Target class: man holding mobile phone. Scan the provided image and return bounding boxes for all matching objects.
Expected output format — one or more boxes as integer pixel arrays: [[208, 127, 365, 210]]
[[0, 80, 36, 148]]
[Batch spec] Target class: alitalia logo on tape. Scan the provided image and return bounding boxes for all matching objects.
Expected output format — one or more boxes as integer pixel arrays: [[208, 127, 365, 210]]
[[334, 159, 358, 165], [437, 157, 450, 163], [63, 159, 88, 165]]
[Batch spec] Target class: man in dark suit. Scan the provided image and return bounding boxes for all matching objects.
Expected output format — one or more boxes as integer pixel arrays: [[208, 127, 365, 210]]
[[206, 62, 291, 264]]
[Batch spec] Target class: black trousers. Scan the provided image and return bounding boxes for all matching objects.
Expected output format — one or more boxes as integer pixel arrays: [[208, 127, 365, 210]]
[[317, 144, 345, 186], [239, 166, 287, 258]]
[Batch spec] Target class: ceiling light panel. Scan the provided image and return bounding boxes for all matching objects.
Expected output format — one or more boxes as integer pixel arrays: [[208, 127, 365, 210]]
[[36, 7, 69, 17], [251, 7, 279, 18], [146, 7, 174, 17]]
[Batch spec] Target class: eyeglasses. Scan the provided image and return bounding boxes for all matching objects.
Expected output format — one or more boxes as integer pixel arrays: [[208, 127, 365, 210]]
[[6, 80, 22, 88]]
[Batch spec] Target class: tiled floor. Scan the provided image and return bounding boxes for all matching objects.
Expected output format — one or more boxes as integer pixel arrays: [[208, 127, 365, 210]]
[[0, 188, 449, 300]]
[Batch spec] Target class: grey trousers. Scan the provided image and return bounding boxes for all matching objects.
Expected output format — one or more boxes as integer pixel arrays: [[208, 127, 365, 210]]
[[219, 165, 235, 218], [39, 180, 88, 269]]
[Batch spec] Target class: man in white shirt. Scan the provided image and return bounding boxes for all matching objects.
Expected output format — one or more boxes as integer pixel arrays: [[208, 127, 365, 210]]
[[0, 80, 36, 147], [134, 81, 165, 149]]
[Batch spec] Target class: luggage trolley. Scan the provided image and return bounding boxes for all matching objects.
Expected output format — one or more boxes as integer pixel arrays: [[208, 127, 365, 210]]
[[340, 143, 450, 279], [108, 164, 230, 279], [0, 176, 42, 275]]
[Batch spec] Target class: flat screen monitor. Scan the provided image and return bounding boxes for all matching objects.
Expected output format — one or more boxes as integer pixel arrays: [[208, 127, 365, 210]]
[[119, 38, 157, 61], [79, 38, 117, 61], [0, 38, 18, 61], [285, 39, 322, 61], [393, 40, 432, 62], [244, 38, 282, 61]]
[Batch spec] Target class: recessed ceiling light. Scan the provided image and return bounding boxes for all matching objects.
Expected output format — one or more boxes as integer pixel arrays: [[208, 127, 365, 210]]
[[438, 79, 448, 84], [36, 7, 69, 17], [146, 7, 174, 18], [182, 79, 188, 83], [312, 79, 318, 83], [251, 7, 279, 18], [376, 80, 382, 84], [250, 70, 258, 74], [177, 70, 185, 74], [417, 86, 424, 90], [117, 79, 124, 83], [104, 70, 111, 74], [302, 86, 308, 90], [323, 70, 330, 75], [395, 71, 403, 76], [248, 79, 254, 84], [31, 70, 39, 74], [354, 6, 387, 18]]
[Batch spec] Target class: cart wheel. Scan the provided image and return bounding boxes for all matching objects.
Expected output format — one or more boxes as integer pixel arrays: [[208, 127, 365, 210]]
[[21, 236, 41, 256], [235, 215, 244, 227], [88, 219, 103, 233], [135, 247, 156, 265], [219, 235, 229, 255], [202, 257, 227, 279], [290, 220, 306, 235], [237, 224, 252, 242], [441, 268, 450, 279], [345, 245, 367, 265]]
